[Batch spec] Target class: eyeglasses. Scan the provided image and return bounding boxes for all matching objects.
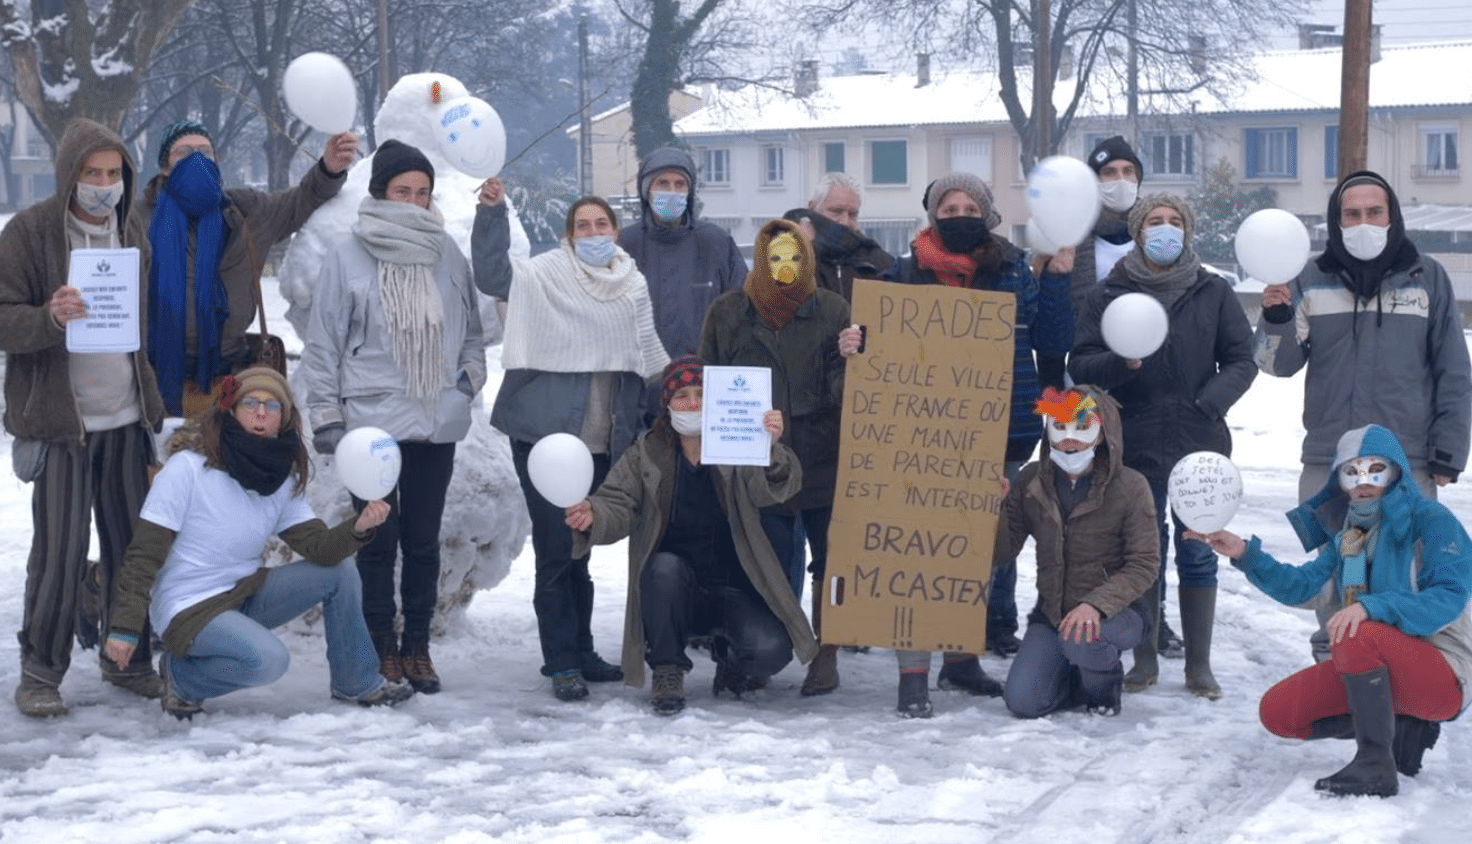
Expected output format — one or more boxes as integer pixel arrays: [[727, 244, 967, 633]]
[[239, 397, 283, 414]]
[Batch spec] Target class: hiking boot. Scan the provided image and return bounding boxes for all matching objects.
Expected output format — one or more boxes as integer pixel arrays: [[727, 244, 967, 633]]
[[1393, 715, 1440, 777], [333, 678, 415, 708], [373, 633, 404, 684], [580, 651, 624, 683], [650, 664, 686, 716], [712, 662, 765, 698], [101, 659, 165, 700], [551, 669, 589, 702], [400, 637, 441, 694], [989, 630, 1021, 658], [15, 673, 68, 718], [937, 655, 1003, 697], [896, 672, 933, 719], [801, 645, 840, 696], [159, 654, 203, 721], [1158, 617, 1185, 659]]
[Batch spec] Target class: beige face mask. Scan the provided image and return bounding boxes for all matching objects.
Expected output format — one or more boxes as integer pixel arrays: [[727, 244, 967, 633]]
[[768, 232, 802, 285]]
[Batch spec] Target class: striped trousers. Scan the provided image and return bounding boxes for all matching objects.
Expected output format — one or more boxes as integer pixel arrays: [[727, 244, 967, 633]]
[[19, 423, 153, 685]]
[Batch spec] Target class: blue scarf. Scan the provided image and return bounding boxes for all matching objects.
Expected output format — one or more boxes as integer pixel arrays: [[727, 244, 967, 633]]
[[148, 152, 230, 415]]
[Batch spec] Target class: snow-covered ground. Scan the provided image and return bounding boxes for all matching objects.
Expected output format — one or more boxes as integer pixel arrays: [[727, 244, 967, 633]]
[[3, 286, 1472, 842]]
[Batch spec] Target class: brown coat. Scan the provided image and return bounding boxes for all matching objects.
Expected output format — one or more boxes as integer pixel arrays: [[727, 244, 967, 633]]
[[0, 118, 164, 442], [574, 421, 817, 688], [1001, 387, 1159, 626]]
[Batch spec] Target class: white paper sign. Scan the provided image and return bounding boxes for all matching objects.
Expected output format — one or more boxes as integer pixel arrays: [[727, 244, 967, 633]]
[[700, 365, 772, 466], [65, 248, 140, 353]]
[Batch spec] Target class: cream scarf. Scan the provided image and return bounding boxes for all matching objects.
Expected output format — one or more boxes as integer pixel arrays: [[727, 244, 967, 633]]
[[353, 198, 447, 400]]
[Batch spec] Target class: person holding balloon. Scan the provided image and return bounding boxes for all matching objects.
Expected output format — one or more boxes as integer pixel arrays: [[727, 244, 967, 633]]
[[472, 178, 671, 702], [999, 386, 1159, 719], [1068, 193, 1256, 700], [564, 355, 815, 715], [874, 172, 1073, 715], [301, 140, 486, 696], [1188, 424, 1471, 797], [104, 367, 413, 718]]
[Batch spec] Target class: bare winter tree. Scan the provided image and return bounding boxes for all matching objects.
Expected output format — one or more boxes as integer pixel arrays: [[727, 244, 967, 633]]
[[802, 0, 1307, 172], [0, 0, 196, 144]]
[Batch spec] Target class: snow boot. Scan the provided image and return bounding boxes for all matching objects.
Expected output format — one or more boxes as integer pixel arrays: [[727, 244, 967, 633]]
[[580, 651, 624, 683], [1180, 585, 1221, 700], [1124, 596, 1159, 693], [650, 664, 686, 716], [896, 671, 933, 719], [400, 637, 441, 694], [14, 672, 68, 718], [372, 631, 404, 684], [801, 584, 839, 696], [1315, 667, 1399, 798], [1157, 616, 1185, 659], [936, 654, 1002, 697], [1392, 715, 1440, 777], [551, 669, 589, 701]]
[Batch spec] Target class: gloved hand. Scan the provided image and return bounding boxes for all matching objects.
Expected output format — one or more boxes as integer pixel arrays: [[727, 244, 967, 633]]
[[313, 423, 346, 455]]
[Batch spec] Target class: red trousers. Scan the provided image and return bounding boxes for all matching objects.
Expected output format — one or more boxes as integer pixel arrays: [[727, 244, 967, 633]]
[[1259, 621, 1462, 739]]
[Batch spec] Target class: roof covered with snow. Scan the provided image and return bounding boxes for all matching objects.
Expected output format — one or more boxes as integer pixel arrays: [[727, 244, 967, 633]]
[[676, 41, 1472, 136]]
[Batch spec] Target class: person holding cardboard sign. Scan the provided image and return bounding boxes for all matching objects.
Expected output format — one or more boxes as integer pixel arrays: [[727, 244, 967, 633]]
[[878, 172, 1073, 717], [565, 356, 817, 715], [1188, 425, 1471, 798], [999, 386, 1159, 718]]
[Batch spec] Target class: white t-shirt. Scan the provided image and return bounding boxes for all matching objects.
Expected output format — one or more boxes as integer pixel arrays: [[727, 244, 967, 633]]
[[1094, 236, 1135, 282], [142, 450, 318, 633]]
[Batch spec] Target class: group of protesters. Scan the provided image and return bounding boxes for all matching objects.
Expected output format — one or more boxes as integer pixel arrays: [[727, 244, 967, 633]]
[[2, 117, 1468, 800]]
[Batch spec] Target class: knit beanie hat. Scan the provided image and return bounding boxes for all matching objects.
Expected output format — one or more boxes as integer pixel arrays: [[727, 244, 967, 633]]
[[220, 366, 294, 421], [923, 173, 1002, 230], [369, 139, 435, 200], [1128, 192, 1195, 242], [158, 120, 212, 169], [660, 354, 704, 410], [1087, 135, 1144, 181]]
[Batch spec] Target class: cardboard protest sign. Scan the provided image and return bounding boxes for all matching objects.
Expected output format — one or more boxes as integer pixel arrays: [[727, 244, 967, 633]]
[[823, 278, 1013, 653]]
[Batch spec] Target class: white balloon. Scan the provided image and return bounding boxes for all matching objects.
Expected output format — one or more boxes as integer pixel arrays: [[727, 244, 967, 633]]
[[1168, 451, 1244, 533], [434, 96, 506, 178], [1100, 292, 1168, 360], [1234, 208, 1311, 285], [527, 433, 594, 508], [1025, 156, 1101, 248], [1026, 218, 1061, 256], [335, 426, 401, 500], [283, 52, 357, 134]]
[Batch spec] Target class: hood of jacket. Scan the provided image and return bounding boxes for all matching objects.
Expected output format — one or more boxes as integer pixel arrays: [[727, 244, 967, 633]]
[[1287, 423, 1420, 551], [636, 146, 697, 228], [54, 118, 136, 232], [1037, 384, 1123, 485], [1316, 170, 1418, 294]]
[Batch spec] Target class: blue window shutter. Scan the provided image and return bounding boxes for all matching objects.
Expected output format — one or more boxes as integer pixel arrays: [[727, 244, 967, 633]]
[[1245, 129, 1261, 177], [1288, 128, 1299, 179], [1324, 126, 1338, 179]]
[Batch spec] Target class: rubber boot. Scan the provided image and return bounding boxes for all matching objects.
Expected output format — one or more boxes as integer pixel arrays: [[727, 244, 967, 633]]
[[1124, 596, 1159, 693], [1180, 585, 1221, 700], [1315, 667, 1399, 797], [1392, 715, 1440, 777], [801, 582, 839, 696]]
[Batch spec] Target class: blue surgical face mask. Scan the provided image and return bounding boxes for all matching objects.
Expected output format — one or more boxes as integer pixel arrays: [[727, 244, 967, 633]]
[[650, 190, 688, 223], [574, 234, 616, 267], [1143, 223, 1185, 266]]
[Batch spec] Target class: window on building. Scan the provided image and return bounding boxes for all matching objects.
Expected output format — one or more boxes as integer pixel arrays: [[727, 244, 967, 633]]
[[1324, 126, 1339, 180], [761, 145, 784, 185], [870, 140, 908, 185], [1142, 132, 1195, 178], [949, 136, 993, 179], [699, 148, 730, 185], [1421, 126, 1459, 175], [824, 142, 845, 174], [1244, 128, 1298, 179]]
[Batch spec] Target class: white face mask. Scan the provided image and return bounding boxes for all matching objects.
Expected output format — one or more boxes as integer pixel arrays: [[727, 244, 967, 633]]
[[1050, 446, 1096, 476], [1341, 223, 1389, 262], [670, 409, 703, 436], [1338, 455, 1399, 493], [1098, 179, 1139, 213], [74, 180, 125, 218], [1046, 413, 1102, 448]]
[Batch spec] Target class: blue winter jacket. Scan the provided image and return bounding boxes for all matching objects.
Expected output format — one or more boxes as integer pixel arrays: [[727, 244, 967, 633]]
[[1233, 424, 1472, 709]]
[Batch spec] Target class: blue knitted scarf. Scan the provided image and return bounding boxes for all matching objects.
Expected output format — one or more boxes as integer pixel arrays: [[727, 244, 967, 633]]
[[148, 152, 230, 415]]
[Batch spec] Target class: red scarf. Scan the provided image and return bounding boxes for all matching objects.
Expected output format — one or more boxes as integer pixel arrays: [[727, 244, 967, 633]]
[[913, 226, 978, 287]]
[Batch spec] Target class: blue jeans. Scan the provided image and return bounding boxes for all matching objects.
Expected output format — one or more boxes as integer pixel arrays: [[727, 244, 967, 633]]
[[1147, 478, 1218, 589], [1003, 608, 1146, 718], [168, 560, 381, 703]]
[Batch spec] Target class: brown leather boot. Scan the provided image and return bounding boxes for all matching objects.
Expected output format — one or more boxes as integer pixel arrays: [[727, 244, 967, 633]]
[[373, 632, 404, 684], [800, 583, 839, 696], [400, 637, 441, 694]]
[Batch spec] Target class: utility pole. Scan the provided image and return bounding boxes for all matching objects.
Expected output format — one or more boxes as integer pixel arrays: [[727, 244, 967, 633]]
[[578, 15, 594, 196], [1032, 0, 1053, 163], [376, 0, 392, 106], [1126, 0, 1138, 143], [1338, 0, 1372, 176]]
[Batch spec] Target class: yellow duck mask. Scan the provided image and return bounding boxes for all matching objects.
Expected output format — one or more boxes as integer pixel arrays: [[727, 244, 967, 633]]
[[768, 232, 803, 285]]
